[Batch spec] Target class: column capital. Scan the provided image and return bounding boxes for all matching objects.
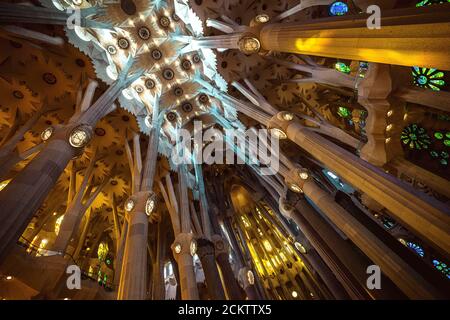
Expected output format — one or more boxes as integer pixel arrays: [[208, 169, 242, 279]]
[[196, 237, 215, 260], [238, 267, 256, 290], [124, 191, 157, 219], [211, 234, 229, 258], [171, 232, 196, 258]]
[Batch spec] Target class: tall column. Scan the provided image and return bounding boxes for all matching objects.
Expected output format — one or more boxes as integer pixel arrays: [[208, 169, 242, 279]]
[[171, 233, 199, 300], [196, 238, 226, 300], [0, 2, 110, 29], [212, 235, 244, 300], [269, 113, 450, 260], [259, 6, 450, 70], [288, 200, 373, 299], [389, 157, 450, 199], [0, 66, 138, 261], [0, 125, 87, 262], [117, 191, 150, 300], [237, 267, 259, 300], [301, 179, 444, 299], [117, 99, 160, 299]]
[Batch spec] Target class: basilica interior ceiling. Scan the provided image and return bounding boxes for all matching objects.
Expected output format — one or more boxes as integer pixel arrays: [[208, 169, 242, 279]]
[[0, 0, 449, 301]]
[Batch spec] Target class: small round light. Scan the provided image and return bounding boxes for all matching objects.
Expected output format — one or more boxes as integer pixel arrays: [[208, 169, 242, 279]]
[[174, 87, 183, 97], [5, 276, 13, 280], [118, 38, 129, 49], [125, 198, 135, 212], [41, 127, 54, 141], [292, 290, 298, 298], [270, 128, 287, 139], [289, 183, 303, 193], [174, 243, 181, 254], [72, 0, 83, 5], [145, 79, 155, 89], [247, 270, 255, 285], [294, 242, 307, 254], [298, 169, 309, 180], [145, 196, 156, 216], [192, 54, 201, 63], [238, 36, 261, 55], [69, 126, 91, 148], [151, 49, 162, 60], [181, 102, 193, 113], [387, 110, 393, 117], [162, 68, 174, 80], [159, 16, 170, 28], [166, 111, 178, 122], [190, 240, 197, 256], [107, 45, 117, 55], [386, 124, 393, 132], [135, 85, 144, 93], [138, 27, 151, 40], [281, 112, 294, 121], [385, 137, 391, 143], [255, 14, 270, 23], [181, 59, 192, 70]]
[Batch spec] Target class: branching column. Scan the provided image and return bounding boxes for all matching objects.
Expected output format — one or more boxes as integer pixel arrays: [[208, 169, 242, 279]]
[[118, 103, 161, 300], [0, 63, 138, 261]]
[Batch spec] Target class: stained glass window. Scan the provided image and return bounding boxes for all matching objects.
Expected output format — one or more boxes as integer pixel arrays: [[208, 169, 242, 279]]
[[97, 242, 109, 262], [416, 0, 450, 7], [329, 1, 349, 16], [412, 67, 446, 91], [337, 106, 351, 118], [432, 259, 450, 279], [407, 242, 425, 257], [401, 124, 431, 150], [335, 62, 351, 74], [54, 215, 64, 236]]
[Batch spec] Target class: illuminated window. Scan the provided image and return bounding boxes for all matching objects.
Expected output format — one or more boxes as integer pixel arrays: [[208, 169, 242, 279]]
[[416, 0, 450, 7], [54, 215, 64, 236], [97, 242, 109, 262], [412, 67, 446, 91], [335, 62, 351, 74], [401, 124, 431, 150], [432, 259, 450, 279], [329, 1, 349, 16]]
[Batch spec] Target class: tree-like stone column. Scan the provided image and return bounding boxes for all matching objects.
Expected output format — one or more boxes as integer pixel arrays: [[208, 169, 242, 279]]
[[212, 235, 244, 300], [171, 232, 199, 300], [196, 238, 226, 300]]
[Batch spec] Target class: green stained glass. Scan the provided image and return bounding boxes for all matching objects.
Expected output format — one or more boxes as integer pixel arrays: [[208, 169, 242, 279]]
[[432, 259, 450, 279], [444, 140, 450, 147], [434, 132, 444, 140], [416, 0, 450, 7], [440, 159, 448, 166], [401, 124, 431, 150], [430, 151, 439, 158], [441, 151, 449, 159], [337, 106, 351, 118], [412, 66, 446, 91], [335, 62, 351, 74], [446, 132, 450, 139]]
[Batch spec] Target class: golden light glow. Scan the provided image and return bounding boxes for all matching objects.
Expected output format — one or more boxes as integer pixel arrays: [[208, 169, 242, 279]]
[[263, 240, 272, 252], [0, 180, 11, 191]]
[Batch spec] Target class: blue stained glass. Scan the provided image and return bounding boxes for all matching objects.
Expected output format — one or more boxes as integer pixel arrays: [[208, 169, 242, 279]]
[[407, 242, 425, 257], [329, 2, 349, 16], [432, 259, 450, 279]]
